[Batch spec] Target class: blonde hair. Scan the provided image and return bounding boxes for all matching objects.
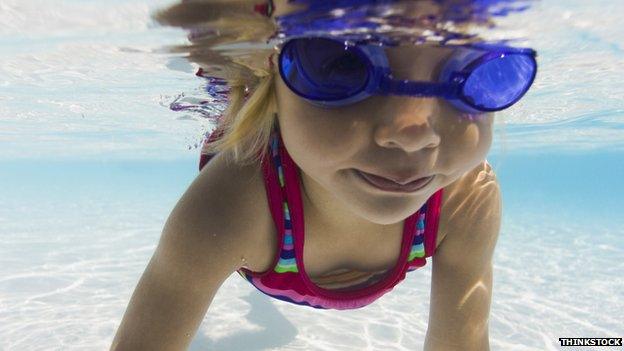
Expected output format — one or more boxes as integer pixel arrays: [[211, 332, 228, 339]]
[[154, 0, 279, 166], [205, 72, 277, 165]]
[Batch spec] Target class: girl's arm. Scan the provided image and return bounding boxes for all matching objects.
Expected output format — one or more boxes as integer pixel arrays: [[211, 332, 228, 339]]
[[110, 152, 270, 351], [424, 161, 502, 351]]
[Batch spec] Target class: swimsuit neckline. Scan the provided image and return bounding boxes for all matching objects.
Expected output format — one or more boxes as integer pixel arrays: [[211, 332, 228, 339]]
[[274, 130, 421, 300]]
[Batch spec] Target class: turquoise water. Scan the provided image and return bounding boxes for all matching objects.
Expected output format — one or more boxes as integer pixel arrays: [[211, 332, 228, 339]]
[[1, 1, 623, 350]]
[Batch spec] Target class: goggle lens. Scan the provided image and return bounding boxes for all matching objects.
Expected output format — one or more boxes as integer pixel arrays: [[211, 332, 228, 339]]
[[280, 38, 369, 101], [462, 53, 537, 110]]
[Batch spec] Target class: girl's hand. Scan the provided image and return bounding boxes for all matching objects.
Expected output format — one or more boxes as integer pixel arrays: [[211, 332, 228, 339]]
[[424, 161, 502, 351]]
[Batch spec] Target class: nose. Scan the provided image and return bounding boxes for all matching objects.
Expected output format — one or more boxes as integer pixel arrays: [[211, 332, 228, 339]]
[[373, 96, 441, 153]]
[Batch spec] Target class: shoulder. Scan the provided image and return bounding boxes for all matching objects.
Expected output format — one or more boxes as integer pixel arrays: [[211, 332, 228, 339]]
[[166, 152, 276, 274], [435, 160, 502, 262], [110, 154, 276, 350]]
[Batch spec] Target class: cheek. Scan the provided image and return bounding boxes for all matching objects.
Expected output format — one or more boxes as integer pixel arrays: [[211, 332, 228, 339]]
[[276, 80, 319, 148], [275, 78, 365, 166], [443, 106, 493, 139], [276, 83, 341, 170], [475, 114, 495, 151], [440, 113, 493, 171], [469, 122, 493, 157]]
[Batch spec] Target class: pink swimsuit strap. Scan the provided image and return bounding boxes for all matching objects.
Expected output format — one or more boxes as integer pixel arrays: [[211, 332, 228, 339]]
[[200, 126, 444, 310]]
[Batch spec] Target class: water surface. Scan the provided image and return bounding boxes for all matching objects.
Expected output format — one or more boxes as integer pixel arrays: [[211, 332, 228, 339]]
[[1, 0, 622, 350]]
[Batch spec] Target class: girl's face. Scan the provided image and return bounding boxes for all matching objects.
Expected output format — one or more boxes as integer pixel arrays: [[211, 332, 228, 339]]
[[275, 44, 494, 225]]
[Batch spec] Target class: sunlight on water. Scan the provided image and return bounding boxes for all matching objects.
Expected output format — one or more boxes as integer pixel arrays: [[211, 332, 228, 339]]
[[1, 1, 623, 350], [495, 0, 624, 151], [0, 0, 623, 159]]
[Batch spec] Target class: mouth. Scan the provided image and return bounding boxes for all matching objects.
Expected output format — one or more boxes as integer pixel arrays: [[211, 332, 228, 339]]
[[354, 169, 435, 193]]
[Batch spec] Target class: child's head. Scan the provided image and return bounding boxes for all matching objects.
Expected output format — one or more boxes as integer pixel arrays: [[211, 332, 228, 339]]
[[156, 1, 535, 222], [274, 42, 495, 224]]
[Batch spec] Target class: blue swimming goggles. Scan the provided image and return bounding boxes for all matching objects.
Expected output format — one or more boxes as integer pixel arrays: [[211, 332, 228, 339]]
[[278, 37, 538, 113]]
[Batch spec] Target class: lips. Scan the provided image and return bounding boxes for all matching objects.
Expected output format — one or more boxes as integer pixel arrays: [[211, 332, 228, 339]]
[[355, 170, 435, 193]]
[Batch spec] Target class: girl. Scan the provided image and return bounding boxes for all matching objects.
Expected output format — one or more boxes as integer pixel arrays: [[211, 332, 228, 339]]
[[112, 1, 537, 350]]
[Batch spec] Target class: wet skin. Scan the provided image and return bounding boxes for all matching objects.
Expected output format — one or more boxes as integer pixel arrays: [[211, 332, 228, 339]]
[[275, 44, 494, 233]]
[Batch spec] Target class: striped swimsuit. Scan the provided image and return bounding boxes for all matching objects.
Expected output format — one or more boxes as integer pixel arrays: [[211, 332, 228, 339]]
[[199, 126, 443, 310]]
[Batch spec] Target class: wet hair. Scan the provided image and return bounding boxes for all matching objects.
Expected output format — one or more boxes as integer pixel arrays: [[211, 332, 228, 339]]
[[207, 72, 277, 166], [154, 0, 278, 165]]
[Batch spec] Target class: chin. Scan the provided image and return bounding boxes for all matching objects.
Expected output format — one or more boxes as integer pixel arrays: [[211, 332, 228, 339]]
[[350, 195, 429, 225]]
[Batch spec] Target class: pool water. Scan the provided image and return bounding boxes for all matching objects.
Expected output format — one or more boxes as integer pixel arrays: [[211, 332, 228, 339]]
[[1, 0, 623, 350]]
